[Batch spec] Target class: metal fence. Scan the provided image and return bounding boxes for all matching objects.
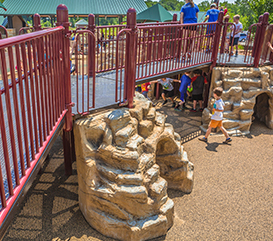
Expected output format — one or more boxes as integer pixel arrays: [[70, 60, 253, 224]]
[[0, 5, 74, 235], [0, 4, 272, 237]]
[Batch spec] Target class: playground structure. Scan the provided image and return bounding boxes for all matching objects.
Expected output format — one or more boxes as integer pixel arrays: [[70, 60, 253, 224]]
[[0, 3, 272, 239], [202, 66, 273, 135]]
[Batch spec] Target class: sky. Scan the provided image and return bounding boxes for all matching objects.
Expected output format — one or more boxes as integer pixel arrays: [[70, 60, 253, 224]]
[[151, 0, 235, 4]]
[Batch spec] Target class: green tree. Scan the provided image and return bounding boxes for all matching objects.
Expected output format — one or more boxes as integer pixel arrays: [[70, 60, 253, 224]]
[[159, 0, 185, 11], [248, 0, 273, 23], [144, 0, 157, 8], [198, 1, 210, 12]]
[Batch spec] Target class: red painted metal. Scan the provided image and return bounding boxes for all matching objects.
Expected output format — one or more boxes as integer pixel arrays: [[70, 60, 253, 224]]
[[18, 27, 34, 35], [268, 25, 273, 63], [0, 25, 8, 39], [0, 5, 271, 233], [33, 13, 42, 31], [172, 14, 177, 22], [55, 4, 74, 176], [253, 13, 269, 67], [124, 8, 137, 108], [211, 12, 223, 68], [0, 19, 66, 228], [75, 29, 96, 114], [0, 110, 67, 225]]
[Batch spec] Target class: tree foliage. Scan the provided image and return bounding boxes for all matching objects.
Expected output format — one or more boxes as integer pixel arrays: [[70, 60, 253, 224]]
[[145, 0, 273, 30], [144, 0, 185, 11]]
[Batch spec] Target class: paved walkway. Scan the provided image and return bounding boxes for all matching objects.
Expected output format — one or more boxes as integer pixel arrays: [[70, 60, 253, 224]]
[[3, 100, 273, 241]]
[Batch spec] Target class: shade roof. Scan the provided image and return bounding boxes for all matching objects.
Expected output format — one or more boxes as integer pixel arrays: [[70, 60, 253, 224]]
[[137, 3, 173, 22], [75, 19, 88, 26], [0, 0, 147, 16]]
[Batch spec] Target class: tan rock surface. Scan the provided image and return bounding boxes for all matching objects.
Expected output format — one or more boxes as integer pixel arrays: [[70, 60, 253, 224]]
[[202, 66, 273, 135], [74, 92, 194, 241]]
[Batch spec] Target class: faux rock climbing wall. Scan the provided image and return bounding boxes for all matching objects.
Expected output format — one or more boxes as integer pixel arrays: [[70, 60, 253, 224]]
[[201, 66, 273, 135], [74, 92, 194, 241]]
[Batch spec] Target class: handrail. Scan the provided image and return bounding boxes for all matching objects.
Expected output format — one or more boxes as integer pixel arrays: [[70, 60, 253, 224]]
[[0, 26, 64, 48]]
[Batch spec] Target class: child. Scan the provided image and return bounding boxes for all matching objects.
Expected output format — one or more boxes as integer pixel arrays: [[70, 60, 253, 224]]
[[190, 69, 207, 112], [175, 71, 192, 110], [198, 87, 232, 143], [141, 82, 151, 100], [230, 15, 243, 57], [151, 78, 181, 107], [135, 84, 142, 93]]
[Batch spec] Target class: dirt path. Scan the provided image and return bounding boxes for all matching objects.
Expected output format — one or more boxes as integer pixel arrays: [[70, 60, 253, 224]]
[[3, 103, 273, 241]]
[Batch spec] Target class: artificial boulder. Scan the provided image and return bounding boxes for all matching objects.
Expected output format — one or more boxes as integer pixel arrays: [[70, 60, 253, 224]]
[[74, 92, 194, 241], [202, 66, 273, 135]]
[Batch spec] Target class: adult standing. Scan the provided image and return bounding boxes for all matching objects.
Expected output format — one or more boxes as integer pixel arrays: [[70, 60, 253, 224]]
[[203, 3, 220, 52], [180, 0, 199, 25], [180, 0, 199, 59]]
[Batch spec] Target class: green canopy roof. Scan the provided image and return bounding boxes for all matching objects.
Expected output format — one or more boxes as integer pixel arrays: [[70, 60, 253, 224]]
[[75, 19, 88, 26], [0, 0, 147, 16], [137, 3, 173, 22]]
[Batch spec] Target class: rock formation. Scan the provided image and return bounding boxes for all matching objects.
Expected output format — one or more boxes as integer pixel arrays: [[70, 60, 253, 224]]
[[74, 92, 194, 241], [202, 66, 273, 135]]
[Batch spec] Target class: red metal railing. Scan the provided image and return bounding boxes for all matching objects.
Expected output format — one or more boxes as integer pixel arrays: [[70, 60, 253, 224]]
[[0, 5, 75, 232], [260, 23, 273, 64], [0, 5, 272, 236], [0, 25, 8, 39], [244, 13, 270, 66], [0, 26, 66, 224]]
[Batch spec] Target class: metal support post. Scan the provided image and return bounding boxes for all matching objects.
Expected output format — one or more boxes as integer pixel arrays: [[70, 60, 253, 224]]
[[88, 14, 96, 76], [56, 4, 75, 175], [125, 8, 137, 108], [211, 11, 224, 69], [33, 13, 42, 31], [253, 13, 269, 67]]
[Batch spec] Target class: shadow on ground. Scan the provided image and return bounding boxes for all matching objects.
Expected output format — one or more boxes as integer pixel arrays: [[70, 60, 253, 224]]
[[4, 99, 273, 241]]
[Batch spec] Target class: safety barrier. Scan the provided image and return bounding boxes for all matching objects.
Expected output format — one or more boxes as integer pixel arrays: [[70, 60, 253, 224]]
[[0, 5, 73, 237], [0, 5, 272, 238]]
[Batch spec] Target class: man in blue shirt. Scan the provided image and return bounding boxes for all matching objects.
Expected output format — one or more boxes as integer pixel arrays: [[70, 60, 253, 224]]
[[203, 3, 220, 52], [204, 3, 220, 24]]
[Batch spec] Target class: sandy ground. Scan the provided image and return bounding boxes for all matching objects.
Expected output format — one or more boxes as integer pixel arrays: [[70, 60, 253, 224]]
[[3, 100, 273, 241]]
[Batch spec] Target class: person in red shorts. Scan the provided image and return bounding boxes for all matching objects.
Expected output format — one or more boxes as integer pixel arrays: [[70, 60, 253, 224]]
[[198, 87, 232, 143]]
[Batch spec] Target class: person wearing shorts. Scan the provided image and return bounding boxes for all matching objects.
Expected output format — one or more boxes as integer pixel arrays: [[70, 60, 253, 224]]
[[190, 69, 207, 112], [151, 78, 181, 107], [229, 15, 243, 57], [198, 87, 232, 143]]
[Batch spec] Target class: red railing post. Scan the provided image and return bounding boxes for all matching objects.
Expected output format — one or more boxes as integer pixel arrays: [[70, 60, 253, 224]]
[[88, 14, 95, 76], [252, 15, 263, 59], [220, 17, 229, 54], [253, 12, 269, 67], [172, 14, 177, 22], [211, 11, 224, 68], [269, 26, 273, 63], [56, 4, 75, 175], [124, 8, 137, 108], [33, 13, 42, 31]]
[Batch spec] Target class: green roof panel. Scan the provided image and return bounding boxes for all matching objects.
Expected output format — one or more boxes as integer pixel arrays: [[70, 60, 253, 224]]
[[0, 0, 148, 15], [137, 3, 173, 22]]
